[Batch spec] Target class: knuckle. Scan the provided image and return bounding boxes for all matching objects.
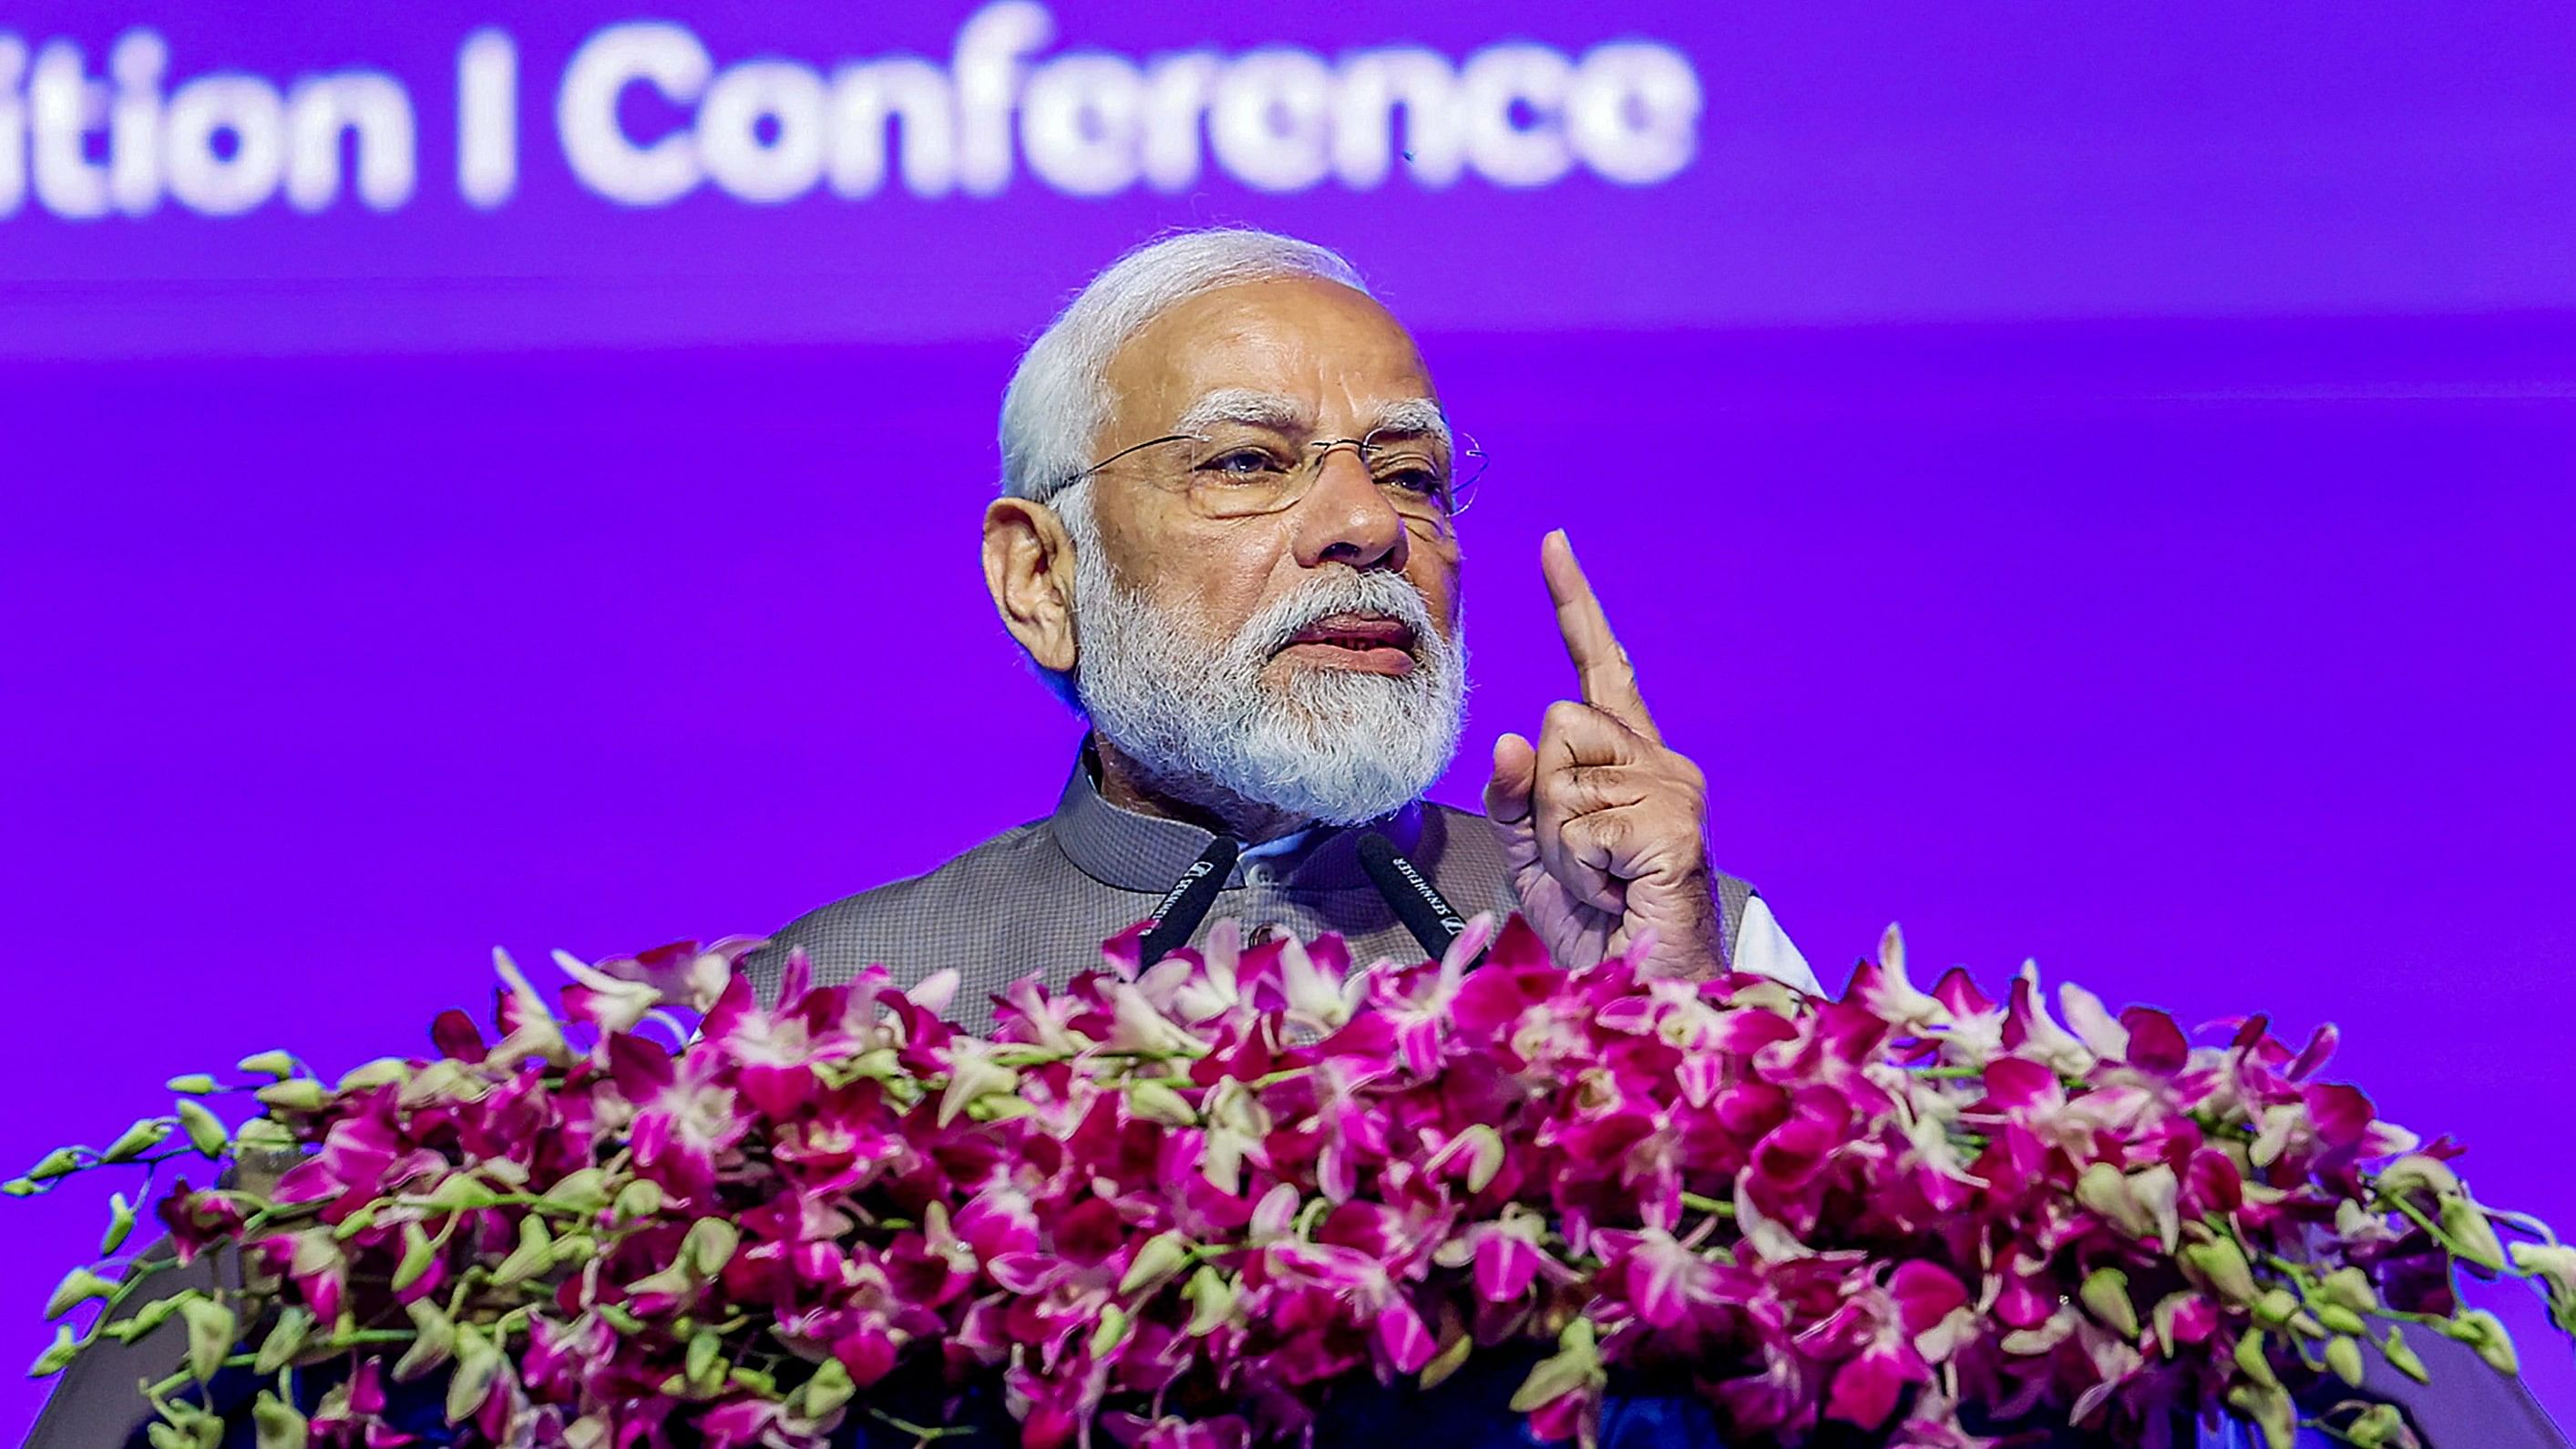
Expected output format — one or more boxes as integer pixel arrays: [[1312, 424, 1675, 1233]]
[[1543, 699, 1590, 734]]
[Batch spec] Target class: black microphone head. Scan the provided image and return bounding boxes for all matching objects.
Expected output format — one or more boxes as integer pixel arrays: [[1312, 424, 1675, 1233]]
[[1358, 831, 1468, 959], [1137, 835, 1241, 966]]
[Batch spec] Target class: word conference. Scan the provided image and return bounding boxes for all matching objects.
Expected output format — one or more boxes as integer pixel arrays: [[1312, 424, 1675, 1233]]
[[0, 3, 1702, 222]]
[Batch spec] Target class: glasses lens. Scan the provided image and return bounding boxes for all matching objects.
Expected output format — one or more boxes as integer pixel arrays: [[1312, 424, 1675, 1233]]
[[1185, 435, 1305, 519]]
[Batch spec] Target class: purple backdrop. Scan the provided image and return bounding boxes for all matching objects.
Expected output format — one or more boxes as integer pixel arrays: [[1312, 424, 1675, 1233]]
[[4, 0, 2572, 1438]]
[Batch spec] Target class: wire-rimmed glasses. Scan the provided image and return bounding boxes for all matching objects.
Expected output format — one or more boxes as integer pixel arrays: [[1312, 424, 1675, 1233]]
[[1057, 426, 1486, 531]]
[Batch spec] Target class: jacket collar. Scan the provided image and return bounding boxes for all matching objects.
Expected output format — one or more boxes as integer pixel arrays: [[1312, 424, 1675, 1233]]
[[1049, 741, 1422, 894]]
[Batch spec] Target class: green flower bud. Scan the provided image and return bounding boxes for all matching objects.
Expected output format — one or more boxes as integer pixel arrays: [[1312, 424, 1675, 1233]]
[[541, 1167, 612, 1215], [2325, 1334, 2366, 1387], [101, 1192, 138, 1256], [682, 1217, 739, 1277], [100, 1118, 176, 1165], [2225, 1382, 2295, 1449], [174, 1100, 229, 1159], [28, 1325, 80, 1377], [599, 1303, 645, 1336], [1420, 1327, 1477, 1391], [332, 1204, 379, 1240], [611, 1178, 665, 1224], [391, 1223, 437, 1293], [1118, 1232, 1193, 1295], [491, 1216, 555, 1288], [179, 1296, 239, 1382], [2253, 1288, 2300, 1328], [251, 1390, 307, 1449], [797, 1356, 855, 1419], [45, 1267, 117, 1320], [2345, 1403, 2408, 1449], [1510, 1319, 1606, 1413], [1125, 1082, 1197, 1128], [2439, 1309, 2519, 1374], [2438, 1197, 2509, 1272], [234, 1117, 296, 1155], [684, 1328, 725, 1396], [2313, 1301, 2368, 1337], [422, 1174, 485, 1212], [2317, 1266, 2380, 1315], [445, 1323, 504, 1425], [4, 1177, 41, 1197], [395, 1300, 456, 1381], [26, 1147, 84, 1182], [166, 1074, 220, 1096], [2381, 1325, 2430, 1383], [1088, 1303, 1131, 1359], [119, 1292, 188, 1341], [236, 1051, 298, 1081], [2080, 1267, 2139, 1339], [2232, 1326, 2282, 1392], [727, 1365, 775, 1395], [334, 1058, 410, 1094], [253, 1305, 315, 1375], [2184, 1238, 2259, 1304], [253, 1080, 328, 1114], [2376, 1154, 2462, 1202], [1184, 1267, 1236, 1336]]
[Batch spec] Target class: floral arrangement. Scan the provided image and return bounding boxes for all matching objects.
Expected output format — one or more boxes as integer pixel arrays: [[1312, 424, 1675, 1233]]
[[16, 916, 2575, 1449]]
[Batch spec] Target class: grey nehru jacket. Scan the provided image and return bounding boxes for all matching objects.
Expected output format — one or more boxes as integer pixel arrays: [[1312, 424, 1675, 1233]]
[[744, 747, 1758, 1026]]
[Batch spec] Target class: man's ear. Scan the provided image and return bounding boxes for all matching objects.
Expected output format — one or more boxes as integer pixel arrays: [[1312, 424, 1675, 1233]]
[[983, 495, 1080, 675]]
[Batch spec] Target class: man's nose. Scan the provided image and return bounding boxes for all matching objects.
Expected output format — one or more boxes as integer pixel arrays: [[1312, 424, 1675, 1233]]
[[1290, 446, 1409, 572]]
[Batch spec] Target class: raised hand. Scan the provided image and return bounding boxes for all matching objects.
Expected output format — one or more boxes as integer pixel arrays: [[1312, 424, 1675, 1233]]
[[1483, 530, 1725, 978]]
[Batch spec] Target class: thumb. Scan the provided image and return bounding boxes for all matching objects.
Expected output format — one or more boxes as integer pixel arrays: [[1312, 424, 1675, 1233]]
[[1484, 732, 1538, 828]]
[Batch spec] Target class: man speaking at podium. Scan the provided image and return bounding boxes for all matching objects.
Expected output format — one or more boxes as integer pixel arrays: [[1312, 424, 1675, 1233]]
[[748, 227, 1822, 1012]]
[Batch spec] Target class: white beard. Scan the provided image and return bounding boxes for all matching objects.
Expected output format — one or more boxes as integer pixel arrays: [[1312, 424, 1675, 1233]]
[[1066, 529, 1467, 828]]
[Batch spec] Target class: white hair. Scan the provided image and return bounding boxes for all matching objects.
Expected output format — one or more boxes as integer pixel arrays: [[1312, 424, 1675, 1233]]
[[1062, 493, 1467, 827], [998, 227, 1370, 504]]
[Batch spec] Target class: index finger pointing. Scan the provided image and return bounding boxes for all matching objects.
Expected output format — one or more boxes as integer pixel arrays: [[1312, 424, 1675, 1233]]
[[1541, 529, 1660, 742]]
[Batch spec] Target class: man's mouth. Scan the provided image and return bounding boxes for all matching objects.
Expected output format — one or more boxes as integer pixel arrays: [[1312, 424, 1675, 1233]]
[[1276, 612, 1420, 676]]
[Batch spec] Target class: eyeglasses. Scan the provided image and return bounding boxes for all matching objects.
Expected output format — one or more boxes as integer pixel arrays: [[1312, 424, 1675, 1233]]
[[1058, 426, 1486, 529]]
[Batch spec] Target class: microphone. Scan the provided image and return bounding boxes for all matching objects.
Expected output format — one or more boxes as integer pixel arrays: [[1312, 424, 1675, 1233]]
[[1137, 836, 1241, 966], [1358, 832, 1471, 961]]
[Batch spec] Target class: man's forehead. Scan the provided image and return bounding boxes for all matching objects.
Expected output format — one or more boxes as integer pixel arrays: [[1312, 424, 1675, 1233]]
[[1173, 387, 1451, 441], [1109, 277, 1436, 422]]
